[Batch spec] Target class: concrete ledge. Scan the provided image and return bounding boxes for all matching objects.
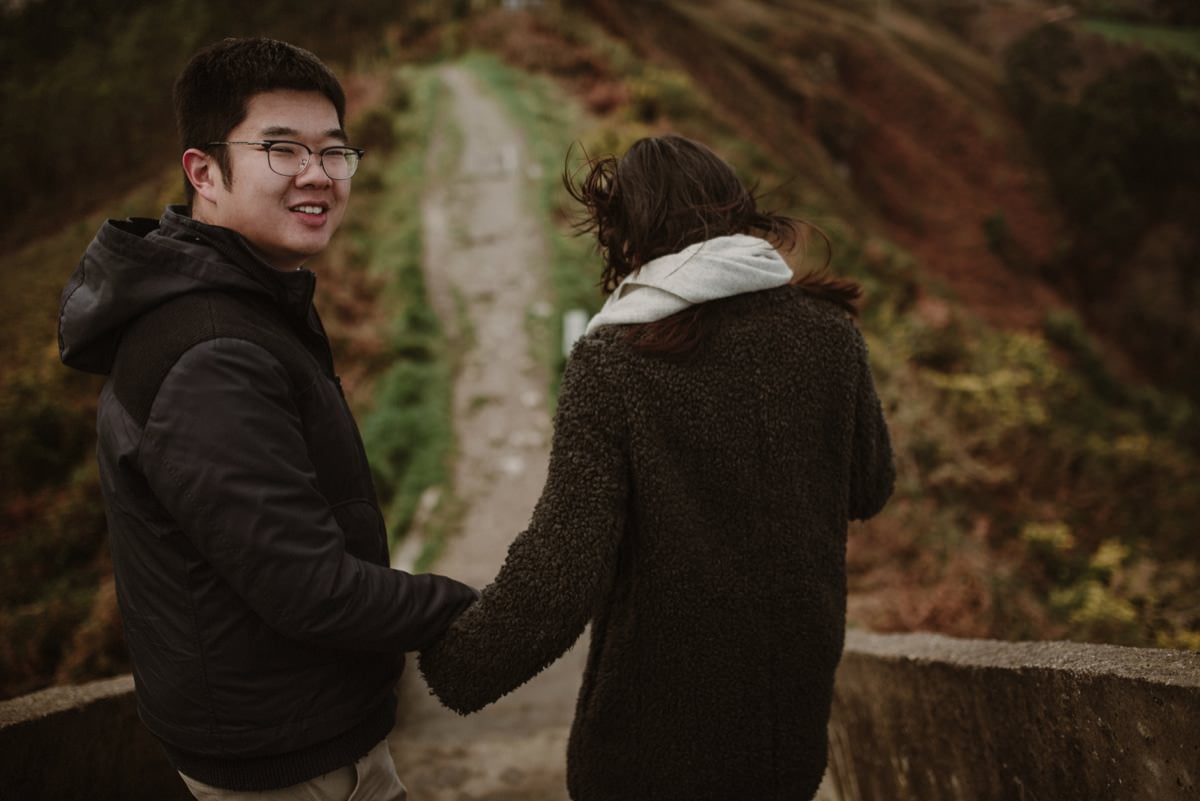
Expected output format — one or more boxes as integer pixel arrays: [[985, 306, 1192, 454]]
[[3, 633, 1196, 799], [827, 630, 1200, 801], [0, 674, 187, 800]]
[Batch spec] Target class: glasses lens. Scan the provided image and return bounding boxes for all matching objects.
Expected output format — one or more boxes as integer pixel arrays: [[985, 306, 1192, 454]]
[[322, 148, 359, 180], [266, 143, 306, 176]]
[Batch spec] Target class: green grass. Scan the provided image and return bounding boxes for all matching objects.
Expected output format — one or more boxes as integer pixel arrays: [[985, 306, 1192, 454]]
[[1081, 18, 1200, 59], [356, 66, 462, 555]]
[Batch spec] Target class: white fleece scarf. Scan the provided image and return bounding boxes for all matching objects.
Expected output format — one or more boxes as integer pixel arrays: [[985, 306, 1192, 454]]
[[585, 234, 794, 334]]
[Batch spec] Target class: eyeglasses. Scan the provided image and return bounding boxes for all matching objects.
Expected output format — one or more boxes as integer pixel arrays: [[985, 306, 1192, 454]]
[[207, 140, 365, 180]]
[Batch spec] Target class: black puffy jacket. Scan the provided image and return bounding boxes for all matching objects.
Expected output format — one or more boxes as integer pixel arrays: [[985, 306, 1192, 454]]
[[59, 206, 476, 791]]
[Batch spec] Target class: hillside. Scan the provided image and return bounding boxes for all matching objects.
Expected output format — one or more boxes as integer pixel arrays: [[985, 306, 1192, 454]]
[[464, 0, 1200, 646], [2, 0, 1197, 699], [580, 0, 1200, 404], [586, 0, 1067, 330]]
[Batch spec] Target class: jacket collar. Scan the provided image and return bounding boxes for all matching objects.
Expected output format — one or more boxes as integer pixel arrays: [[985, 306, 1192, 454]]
[[160, 206, 317, 323]]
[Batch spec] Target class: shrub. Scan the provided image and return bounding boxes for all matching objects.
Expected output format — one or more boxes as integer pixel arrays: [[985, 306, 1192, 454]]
[[1005, 22, 1200, 401]]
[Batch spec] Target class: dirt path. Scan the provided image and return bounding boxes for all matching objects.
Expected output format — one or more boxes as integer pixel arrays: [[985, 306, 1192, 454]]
[[384, 63, 842, 801], [386, 64, 582, 801]]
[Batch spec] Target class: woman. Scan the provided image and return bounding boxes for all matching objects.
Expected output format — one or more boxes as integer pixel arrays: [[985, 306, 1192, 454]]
[[419, 134, 894, 800]]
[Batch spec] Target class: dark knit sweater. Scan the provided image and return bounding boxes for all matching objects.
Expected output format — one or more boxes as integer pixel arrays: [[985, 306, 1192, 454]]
[[419, 284, 894, 801]]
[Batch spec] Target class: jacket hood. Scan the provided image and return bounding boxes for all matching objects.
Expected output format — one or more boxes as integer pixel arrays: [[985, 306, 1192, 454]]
[[59, 205, 317, 375]]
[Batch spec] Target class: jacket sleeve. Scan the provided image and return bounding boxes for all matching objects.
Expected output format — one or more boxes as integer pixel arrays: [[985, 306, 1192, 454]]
[[418, 336, 630, 714], [848, 327, 895, 521], [139, 337, 477, 652]]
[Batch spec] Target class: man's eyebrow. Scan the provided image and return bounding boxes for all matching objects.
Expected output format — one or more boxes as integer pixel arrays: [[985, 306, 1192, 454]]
[[260, 125, 348, 143]]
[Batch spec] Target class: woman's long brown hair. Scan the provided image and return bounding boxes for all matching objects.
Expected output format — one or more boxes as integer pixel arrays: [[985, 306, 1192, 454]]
[[563, 135, 859, 355]]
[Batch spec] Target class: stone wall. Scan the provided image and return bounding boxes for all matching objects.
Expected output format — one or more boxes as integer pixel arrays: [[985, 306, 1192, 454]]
[[825, 630, 1200, 801], [2, 632, 1197, 799], [0, 674, 187, 800]]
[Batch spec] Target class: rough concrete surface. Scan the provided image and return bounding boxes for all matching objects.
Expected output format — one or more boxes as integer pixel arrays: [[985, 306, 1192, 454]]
[[0, 675, 188, 799], [825, 630, 1200, 801], [4, 630, 1197, 799]]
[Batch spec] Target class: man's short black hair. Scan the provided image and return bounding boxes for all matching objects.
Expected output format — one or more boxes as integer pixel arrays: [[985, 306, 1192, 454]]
[[173, 37, 346, 206]]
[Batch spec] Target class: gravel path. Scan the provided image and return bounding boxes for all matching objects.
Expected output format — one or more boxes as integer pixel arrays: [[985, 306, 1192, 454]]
[[384, 63, 839, 801], [386, 64, 582, 801]]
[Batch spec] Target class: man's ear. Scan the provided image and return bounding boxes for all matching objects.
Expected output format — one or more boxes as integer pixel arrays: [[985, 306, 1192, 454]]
[[182, 148, 223, 205]]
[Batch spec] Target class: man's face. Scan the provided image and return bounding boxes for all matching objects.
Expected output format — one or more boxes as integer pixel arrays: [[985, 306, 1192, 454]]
[[196, 90, 351, 271]]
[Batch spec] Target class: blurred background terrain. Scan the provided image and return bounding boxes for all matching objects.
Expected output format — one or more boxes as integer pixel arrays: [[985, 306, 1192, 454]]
[[1, 0, 1197, 700]]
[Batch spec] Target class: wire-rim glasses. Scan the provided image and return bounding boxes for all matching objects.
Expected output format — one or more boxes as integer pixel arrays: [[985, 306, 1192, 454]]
[[207, 140, 365, 180]]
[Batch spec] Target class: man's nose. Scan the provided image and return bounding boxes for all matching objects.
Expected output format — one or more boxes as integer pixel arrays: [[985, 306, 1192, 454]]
[[295, 155, 331, 186]]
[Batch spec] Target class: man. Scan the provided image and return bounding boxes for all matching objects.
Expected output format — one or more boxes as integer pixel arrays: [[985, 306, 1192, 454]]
[[58, 37, 476, 799]]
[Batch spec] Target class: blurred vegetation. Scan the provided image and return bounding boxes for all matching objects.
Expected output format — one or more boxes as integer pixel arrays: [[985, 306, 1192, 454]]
[[0, 2, 468, 699], [0, 360, 111, 694], [1005, 19, 1200, 405], [1074, 0, 1200, 25], [464, 3, 1200, 650], [353, 68, 459, 568], [0, 179, 177, 698], [1081, 17, 1200, 53], [3, 0, 1197, 699], [0, 0, 465, 253], [890, 0, 981, 36]]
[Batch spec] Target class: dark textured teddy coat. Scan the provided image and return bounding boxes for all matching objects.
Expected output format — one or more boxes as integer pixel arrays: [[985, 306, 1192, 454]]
[[419, 284, 895, 800]]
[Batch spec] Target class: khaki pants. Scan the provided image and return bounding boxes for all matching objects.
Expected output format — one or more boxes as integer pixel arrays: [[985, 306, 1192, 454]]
[[179, 738, 408, 801]]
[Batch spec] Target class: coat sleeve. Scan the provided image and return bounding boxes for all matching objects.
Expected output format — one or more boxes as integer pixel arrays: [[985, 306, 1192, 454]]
[[848, 328, 895, 521], [418, 337, 630, 714], [139, 337, 478, 653]]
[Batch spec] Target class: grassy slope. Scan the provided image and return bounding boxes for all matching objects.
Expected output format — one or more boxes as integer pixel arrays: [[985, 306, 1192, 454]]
[[463, 5, 1200, 650], [1080, 17, 1200, 55], [354, 67, 462, 571], [594, 0, 1067, 328], [3, 2, 1196, 697], [0, 175, 180, 697], [0, 61, 456, 698], [0, 0, 483, 696], [1004, 13, 1200, 399]]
